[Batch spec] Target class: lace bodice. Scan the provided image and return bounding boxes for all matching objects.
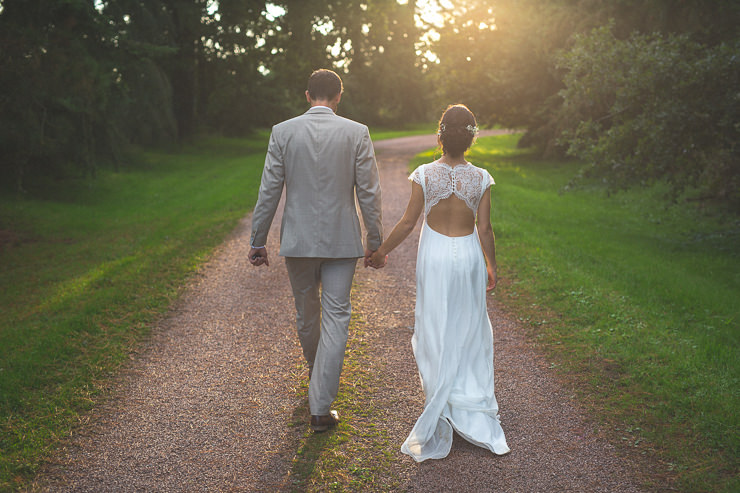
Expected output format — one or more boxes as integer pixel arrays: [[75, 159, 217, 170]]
[[409, 161, 495, 217]]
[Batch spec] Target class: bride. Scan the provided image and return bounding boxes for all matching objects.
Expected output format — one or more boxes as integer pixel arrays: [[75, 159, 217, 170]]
[[369, 104, 510, 461]]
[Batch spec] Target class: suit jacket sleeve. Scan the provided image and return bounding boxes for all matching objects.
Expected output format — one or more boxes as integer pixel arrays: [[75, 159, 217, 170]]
[[354, 127, 383, 251], [250, 129, 285, 248]]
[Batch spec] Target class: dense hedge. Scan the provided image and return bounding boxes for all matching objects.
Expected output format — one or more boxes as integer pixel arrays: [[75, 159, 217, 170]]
[[556, 25, 739, 207]]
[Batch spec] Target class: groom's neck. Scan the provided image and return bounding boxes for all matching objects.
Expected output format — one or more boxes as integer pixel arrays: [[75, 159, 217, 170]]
[[306, 92, 341, 112], [311, 101, 337, 112]]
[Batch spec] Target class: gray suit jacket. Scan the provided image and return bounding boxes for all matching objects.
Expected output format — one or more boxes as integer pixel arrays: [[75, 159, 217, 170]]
[[250, 106, 383, 258]]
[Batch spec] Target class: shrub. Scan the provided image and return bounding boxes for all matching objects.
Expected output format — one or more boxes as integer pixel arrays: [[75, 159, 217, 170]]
[[556, 24, 740, 209]]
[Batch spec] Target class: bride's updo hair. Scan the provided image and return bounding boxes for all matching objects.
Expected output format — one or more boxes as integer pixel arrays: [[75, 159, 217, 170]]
[[438, 104, 477, 157]]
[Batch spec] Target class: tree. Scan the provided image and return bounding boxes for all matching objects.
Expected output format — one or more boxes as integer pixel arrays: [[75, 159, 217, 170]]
[[556, 25, 740, 206], [255, 0, 429, 125], [101, 0, 179, 147], [0, 0, 121, 189], [198, 0, 283, 134], [0, 0, 279, 191], [341, 0, 429, 125], [422, 0, 590, 150]]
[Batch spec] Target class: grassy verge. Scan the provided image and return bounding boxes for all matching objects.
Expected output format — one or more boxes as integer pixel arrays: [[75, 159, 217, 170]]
[[285, 307, 399, 492], [0, 135, 270, 490], [412, 134, 738, 492]]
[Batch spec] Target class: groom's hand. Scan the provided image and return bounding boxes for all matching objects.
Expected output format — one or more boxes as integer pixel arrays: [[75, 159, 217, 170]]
[[363, 249, 375, 268], [364, 248, 386, 269], [249, 246, 269, 267], [365, 248, 387, 269]]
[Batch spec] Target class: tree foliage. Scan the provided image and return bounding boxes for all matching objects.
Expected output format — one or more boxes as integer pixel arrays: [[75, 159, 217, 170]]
[[420, 0, 588, 155], [0, 0, 427, 191], [556, 25, 739, 205], [0, 0, 119, 188], [264, 0, 428, 125], [0, 0, 738, 207]]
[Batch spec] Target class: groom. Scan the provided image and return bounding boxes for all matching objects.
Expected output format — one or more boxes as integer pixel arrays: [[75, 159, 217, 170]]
[[249, 69, 384, 432]]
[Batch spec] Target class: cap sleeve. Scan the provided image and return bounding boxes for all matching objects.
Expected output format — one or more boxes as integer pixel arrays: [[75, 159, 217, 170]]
[[479, 167, 494, 198], [485, 170, 495, 188], [409, 166, 423, 185]]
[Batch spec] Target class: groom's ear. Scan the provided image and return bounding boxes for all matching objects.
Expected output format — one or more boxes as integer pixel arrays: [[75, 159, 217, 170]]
[[305, 90, 312, 104]]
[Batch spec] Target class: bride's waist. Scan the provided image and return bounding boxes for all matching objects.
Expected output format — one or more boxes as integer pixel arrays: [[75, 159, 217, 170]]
[[423, 221, 477, 239]]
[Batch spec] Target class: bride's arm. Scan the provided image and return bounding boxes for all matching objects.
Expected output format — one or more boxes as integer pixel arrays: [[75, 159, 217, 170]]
[[369, 182, 424, 266], [476, 189, 497, 291]]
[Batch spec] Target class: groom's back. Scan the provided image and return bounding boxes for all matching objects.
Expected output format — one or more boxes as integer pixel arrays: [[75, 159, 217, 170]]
[[276, 110, 364, 196], [271, 107, 376, 258]]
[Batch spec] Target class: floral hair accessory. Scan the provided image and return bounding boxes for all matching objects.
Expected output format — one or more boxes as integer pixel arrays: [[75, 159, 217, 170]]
[[438, 123, 479, 135]]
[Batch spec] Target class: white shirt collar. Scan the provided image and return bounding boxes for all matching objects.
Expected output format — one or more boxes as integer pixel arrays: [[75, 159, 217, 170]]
[[309, 105, 335, 113]]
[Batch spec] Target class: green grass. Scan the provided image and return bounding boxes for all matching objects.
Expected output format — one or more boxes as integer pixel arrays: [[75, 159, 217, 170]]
[[285, 307, 399, 492], [369, 123, 437, 141], [0, 135, 270, 490], [412, 134, 738, 491]]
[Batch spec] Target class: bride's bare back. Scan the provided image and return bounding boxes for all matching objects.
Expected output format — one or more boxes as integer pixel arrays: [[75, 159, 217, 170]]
[[426, 195, 476, 237]]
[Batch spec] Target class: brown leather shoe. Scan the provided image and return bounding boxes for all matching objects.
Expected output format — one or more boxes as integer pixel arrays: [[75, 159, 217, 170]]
[[310, 410, 339, 432]]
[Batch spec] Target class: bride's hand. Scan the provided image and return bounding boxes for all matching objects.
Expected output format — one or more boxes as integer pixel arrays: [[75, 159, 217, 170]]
[[369, 250, 388, 269], [486, 266, 497, 292]]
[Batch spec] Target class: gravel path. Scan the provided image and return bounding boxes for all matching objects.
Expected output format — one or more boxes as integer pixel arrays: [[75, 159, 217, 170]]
[[35, 132, 652, 492]]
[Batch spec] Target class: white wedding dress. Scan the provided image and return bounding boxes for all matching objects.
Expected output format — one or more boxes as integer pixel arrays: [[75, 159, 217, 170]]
[[402, 160, 510, 462]]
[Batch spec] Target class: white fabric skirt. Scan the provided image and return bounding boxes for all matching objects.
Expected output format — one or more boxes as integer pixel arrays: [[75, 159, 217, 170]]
[[401, 222, 510, 461]]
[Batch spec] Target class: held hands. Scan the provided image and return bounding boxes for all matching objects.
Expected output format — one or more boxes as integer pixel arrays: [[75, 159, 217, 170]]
[[249, 246, 269, 267], [364, 248, 387, 269]]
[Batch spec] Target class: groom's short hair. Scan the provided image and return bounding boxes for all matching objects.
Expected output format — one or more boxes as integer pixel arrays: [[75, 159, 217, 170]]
[[307, 69, 343, 101]]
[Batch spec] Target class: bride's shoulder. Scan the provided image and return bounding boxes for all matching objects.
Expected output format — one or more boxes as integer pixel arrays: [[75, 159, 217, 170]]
[[419, 159, 440, 169], [410, 160, 437, 175], [470, 163, 495, 185], [410, 163, 426, 175], [409, 163, 425, 183]]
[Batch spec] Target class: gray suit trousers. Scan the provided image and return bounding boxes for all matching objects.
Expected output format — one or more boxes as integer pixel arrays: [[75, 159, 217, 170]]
[[285, 257, 357, 415]]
